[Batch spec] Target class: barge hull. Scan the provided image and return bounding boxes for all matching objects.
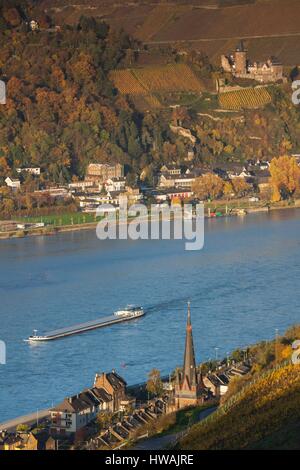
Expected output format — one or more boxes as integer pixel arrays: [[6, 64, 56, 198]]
[[28, 314, 143, 341]]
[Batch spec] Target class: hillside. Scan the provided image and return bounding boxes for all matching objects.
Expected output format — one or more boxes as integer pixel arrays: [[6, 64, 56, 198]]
[[219, 87, 272, 110], [110, 64, 204, 110], [40, 0, 300, 66], [178, 363, 300, 450], [2, 1, 300, 192]]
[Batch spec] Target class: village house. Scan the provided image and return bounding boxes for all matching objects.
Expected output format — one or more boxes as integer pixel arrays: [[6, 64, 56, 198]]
[[68, 181, 95, 192], [0, 429, 56, 451], [160, 165, 182, 176], [85, 163, 124, 184], [29, 20, 39, 31], [203, 373, 229, 397], [5, 177, 21, 190], [246, 159, 270, 171], [0, 432, 23, 451], [158, 173, 179, 189], [158, 172, 197, 190], [93, 371, 130, 412], [152, 189, 193, 203], [16, 167, 41, 176], [254, 169, 272, 196], [228, 167, 254, 181], [124, 186, 142, 204], [203, 361, 250, 398], [227, 363, 251, 377], [104, 177, 126, 193], [21, 431, 56, 451], [212, 162, 255, 183], [257, 161, 270, 171], [78, 192, 122, 211], [186, 149, 195, 162], [50, 387, 113, 436], [166, 189, 193, 201]]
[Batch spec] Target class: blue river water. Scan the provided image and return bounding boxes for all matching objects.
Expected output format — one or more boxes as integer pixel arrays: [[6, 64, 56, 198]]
[[0, 209, 300, 421]]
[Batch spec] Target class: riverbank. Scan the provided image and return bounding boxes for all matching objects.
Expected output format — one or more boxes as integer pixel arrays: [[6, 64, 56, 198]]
[[1, 200, 300, 241]]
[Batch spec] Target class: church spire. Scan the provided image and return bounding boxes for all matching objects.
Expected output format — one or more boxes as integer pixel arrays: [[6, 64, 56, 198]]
[[183, 301, 197, 387]]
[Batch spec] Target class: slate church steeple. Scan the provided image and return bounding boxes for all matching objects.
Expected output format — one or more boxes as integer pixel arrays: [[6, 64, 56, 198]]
[[183, 301, 197, 388], [175, 302, 205, 409]]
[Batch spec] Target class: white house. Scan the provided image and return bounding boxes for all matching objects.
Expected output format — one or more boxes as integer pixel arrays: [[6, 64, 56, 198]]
[[160, 165, 182, 176], [158, 173, 196, 190], [50, 388, 113, 435], [68, 181, 95, 191], [104, 177, 126, 192], [30, 20, 39, 31], [228, 167, 253, 180], [5, 177, 21, 190], [16, 167, 41, 176]]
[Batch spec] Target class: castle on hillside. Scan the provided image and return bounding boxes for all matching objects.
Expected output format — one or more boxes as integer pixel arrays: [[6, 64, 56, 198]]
[[221, 41, 283, 83]]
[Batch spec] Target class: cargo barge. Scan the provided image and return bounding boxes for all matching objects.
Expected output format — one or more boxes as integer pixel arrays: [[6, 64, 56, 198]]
[[25, 306, 144, 342]]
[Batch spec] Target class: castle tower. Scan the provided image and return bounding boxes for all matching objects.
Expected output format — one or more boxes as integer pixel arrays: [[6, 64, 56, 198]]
[[175, 302, 205, 409], [235, 40, 247, 75]]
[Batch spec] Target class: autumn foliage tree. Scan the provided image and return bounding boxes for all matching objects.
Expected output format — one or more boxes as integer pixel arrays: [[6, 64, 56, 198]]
[[0, 16, 147, 184], [192, 173, 224, 200], [231, 178, 252, 198], [146, 369, 164, 397], [269, 156, 300, 201]]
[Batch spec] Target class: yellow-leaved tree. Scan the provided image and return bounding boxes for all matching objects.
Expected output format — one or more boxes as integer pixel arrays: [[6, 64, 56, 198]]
[[192, 173, 224, 200], [231, 178, 252, 197], [269, 156, 300, 202]]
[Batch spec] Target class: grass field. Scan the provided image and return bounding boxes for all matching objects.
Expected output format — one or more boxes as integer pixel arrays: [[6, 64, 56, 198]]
[[16, 212, 99, 226]]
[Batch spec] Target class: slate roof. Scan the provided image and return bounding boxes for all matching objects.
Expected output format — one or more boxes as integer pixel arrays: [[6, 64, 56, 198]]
[[106, 371, 127, 391]]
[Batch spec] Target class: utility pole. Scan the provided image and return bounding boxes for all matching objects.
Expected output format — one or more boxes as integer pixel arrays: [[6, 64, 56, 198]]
[[275, 328, 279, 365], [226, 352, 230, 367], [215, 347, 219, 362]]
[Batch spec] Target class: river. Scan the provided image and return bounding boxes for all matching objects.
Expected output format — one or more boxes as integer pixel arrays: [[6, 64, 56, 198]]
[[0, 209, 300, 421]]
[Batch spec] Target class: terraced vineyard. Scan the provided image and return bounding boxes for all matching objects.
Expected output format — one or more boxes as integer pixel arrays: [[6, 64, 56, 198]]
[[179, 363, 300, 450], [110, 69, 148, 95], [219, 87, 272, 110], [110, 64, 203, 95]]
